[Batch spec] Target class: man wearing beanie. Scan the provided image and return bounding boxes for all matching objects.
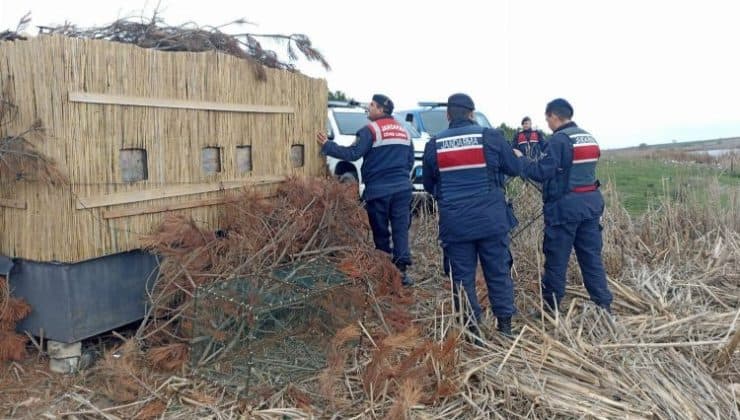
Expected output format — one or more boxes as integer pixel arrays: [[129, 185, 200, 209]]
[[515, 98, 613, 315], [422, 93, 525, 338], [512, 116, 547, 159], [317, 94, 415, 286]]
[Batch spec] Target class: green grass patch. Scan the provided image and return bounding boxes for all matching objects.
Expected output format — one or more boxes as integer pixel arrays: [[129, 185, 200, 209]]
[[598, 157, 740, 214]]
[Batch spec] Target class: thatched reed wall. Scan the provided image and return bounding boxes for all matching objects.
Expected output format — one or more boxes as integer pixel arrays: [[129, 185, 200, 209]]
[[0, 36, 327, 262]]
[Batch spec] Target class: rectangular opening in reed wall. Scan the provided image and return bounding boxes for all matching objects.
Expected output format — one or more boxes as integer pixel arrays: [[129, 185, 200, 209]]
[[290, 144, 304, 168], [202, 147, 222, 174], [119, 148, 148, 182], [236, 146, 252, 173]]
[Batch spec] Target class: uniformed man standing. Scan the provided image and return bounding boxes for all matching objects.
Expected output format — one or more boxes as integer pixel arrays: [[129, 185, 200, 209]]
[[515, 98, 613, 314], [423, 93, 523, 337], [512, 116, 546, 159], [317, 94, 415, 286]]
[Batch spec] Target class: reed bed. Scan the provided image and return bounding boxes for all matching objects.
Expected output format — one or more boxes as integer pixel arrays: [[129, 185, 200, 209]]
[[0, 176, 738, 419]]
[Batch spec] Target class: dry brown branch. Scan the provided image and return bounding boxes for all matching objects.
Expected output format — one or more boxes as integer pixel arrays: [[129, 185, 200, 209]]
[[147, 343, 189, 371], [36, 13, 330, 80], [0, 12, 30, 41], [0, 78, 68, 186], [133, 400, 167, 419], [0, 277, 32, 362], [90, 340, 147, 403], [3, 176, 737, 419], [0, 330, 27, 361]]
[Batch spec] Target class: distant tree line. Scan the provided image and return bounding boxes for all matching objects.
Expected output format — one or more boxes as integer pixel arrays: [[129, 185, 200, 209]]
[[328, 90, 354, 102], [498, 123, 517, 141]]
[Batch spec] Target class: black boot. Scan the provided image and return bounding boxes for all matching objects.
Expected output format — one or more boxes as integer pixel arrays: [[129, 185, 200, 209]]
[[597, 303, 612, 314], [497, 317, 512, 337], [396, 263, 414, 287], [467, 323, 484, 347], [401, 271, 414, 287]]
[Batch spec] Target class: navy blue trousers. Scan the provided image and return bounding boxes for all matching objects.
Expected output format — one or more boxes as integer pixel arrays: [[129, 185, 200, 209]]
[[445, 234, 515, 321], [541, 217, 613, 309], [365, 189, 412, 269]]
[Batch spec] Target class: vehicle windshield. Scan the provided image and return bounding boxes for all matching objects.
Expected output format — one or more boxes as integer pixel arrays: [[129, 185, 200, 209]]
[[401, 121, 422, 138], [419, 109, 493, 136], [474, 112, 493, 129], [333, 111, 368, 135], [334, 110, 422, 138]]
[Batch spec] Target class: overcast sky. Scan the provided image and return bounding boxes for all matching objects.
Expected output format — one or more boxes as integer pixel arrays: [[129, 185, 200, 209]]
[[2, 0, 739, 148]]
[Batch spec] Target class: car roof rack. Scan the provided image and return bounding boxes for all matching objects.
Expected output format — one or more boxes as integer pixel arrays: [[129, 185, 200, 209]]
[[418, 101, 447, 108], [328, 100, 364, 108]]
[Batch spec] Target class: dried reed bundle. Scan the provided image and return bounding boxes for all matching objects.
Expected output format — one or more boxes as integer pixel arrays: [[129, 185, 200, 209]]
[[3, 174, 737, 419], [314, 178, 739, 419], [38, 13, 330, 80]]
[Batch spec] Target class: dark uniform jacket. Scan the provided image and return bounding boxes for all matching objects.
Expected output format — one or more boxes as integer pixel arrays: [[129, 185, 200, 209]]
[[512, 128, 546, 158], [423, 119, 523, 243], [322, 116, 414, 201], [521, 122, 604, 225]]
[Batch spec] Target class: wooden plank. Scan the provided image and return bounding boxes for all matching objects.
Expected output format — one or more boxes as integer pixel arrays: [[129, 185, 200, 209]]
[[69, 91, 295, 114], [0, 198, 27, 209], [103, 196, 235, 219], [77, 176, 285, 209], [103, 190, 279, 219]]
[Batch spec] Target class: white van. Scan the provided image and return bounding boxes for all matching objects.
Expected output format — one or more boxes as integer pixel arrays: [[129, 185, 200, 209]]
[[326, 101, 427, 196]]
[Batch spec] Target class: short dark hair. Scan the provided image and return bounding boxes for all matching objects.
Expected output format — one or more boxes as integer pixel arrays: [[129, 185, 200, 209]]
[[521, 116, 531, 124], [447, 105, 471, 121], [545, 98, 573, 119], [371, 93, 394, 115]]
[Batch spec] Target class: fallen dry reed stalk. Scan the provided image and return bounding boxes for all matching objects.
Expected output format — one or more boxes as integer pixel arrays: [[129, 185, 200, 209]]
[[1, 177, 738, 419]]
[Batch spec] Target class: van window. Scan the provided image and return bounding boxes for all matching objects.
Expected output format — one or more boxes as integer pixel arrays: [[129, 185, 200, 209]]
[[400, 121, 421, 138], [332, 111, 368, 135], [420, 109, 493, 136], [474, 112, 492, 128], [419, 110, 449, 136]]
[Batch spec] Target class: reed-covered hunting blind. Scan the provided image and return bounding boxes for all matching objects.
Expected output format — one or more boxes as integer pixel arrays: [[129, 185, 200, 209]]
[[0, 35, 328, 342]]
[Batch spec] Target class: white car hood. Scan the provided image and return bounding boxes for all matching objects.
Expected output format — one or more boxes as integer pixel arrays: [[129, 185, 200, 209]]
[[412, 133, 430, 156]]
